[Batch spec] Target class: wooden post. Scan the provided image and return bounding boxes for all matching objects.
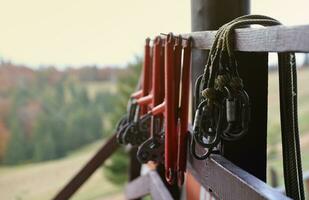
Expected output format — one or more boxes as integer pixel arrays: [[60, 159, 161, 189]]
[[190, 0, 269, 182], [129, 147, 141, 181], [128, 147, 142, 200]]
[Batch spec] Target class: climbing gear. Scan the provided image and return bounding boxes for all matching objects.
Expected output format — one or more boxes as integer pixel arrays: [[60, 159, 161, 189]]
[[137, 34, 192, 186], [191, 14, 304, 200], [116, 38, 153, 146], [176, 37, 192, 186], [115, 15, 305, 196], [137, 36, 165, 164]]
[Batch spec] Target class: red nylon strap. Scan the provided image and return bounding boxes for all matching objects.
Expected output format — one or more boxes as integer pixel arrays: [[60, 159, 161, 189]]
[[164, 33, 179, 184], [140, 38, 152, 115], [177, 38, 192, 185]]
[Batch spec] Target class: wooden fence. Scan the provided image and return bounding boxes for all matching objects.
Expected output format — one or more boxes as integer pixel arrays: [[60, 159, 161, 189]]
[[54, 24, 309, 200]]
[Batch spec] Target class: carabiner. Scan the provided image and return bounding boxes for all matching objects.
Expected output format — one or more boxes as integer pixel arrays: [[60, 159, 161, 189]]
[[221, 88, 250, 141]]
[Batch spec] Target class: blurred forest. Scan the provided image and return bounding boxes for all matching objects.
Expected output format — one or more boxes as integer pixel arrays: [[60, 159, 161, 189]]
[[0, 60, 138, 165]]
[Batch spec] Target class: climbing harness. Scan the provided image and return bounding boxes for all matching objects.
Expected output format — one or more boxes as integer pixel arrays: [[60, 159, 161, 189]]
[[191, 14, 304, 200]]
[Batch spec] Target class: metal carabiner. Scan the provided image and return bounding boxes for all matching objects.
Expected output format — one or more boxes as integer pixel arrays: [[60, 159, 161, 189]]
[[190, 137, 214, 160], [193, 99, 222, 148], [221, 88, 250, 141], [137, 130, 164, 164], [190, 95, 225, 160]]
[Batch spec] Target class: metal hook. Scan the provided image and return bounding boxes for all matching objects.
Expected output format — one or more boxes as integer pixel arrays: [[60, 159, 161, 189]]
[[190, 136, 213, 160]]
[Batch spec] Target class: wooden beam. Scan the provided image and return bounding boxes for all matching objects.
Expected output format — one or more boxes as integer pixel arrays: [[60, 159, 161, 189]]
[[128, 147, 142, 200], [125, 171, 173, 200], [187, 154, 291, 200], [53, 134, 119, 200], [183, 24, 309, 52], [125, 172, 150, 199]]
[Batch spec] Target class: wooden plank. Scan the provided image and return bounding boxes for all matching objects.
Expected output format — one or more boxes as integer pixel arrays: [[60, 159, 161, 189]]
[[128, 147, 141, 182], [125, 173, 150, 199], [149, 171, 174, 200], [128, 147, 142, 200], [53, 134, 119, 200], [187, 154, 291, 200], [183, 24, 309, 52], [125, 171, 173, 200]]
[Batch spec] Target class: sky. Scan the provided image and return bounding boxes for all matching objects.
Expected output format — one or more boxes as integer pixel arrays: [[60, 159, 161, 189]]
[[0, 0, 308, 68]]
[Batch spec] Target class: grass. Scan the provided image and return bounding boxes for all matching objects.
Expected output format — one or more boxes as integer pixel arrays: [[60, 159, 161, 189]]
[[0, 140, 123, 200]]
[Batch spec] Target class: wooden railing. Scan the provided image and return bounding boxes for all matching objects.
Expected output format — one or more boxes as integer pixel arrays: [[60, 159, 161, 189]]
[[54, 24, 309, 200]]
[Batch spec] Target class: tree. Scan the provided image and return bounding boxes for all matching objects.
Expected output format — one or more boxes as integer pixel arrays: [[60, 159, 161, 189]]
[[3, 116, 28, 164]]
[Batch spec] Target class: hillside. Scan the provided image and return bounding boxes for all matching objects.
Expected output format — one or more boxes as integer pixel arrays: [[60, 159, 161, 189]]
[[0, 140, 123, 200]]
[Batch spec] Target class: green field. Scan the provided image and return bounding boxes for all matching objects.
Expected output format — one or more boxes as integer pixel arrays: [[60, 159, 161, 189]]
[[0, 140, 123, 200]]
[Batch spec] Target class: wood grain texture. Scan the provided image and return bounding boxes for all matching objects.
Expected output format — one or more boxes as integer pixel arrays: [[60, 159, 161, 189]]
[[125, 171, 173, 200], [187, 153, 291, 200], [183, 24, 309, 52]]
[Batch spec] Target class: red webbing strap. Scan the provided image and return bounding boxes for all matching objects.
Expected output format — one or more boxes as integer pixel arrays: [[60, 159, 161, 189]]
[[177, 38, 192, 185], [140, 38, 152, 115]]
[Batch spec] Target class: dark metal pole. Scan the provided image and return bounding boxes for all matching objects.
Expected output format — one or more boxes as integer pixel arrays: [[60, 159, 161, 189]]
[[190, 0, 270, 182]]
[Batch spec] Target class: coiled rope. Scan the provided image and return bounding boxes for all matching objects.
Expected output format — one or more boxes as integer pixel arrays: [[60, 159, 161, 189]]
[[192, 14, 304, 200]]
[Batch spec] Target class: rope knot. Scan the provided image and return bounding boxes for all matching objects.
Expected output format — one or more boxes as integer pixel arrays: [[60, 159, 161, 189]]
[[201, 88, 217, 100], [215, 75, 230, 91], [229, 77, 243, 91]]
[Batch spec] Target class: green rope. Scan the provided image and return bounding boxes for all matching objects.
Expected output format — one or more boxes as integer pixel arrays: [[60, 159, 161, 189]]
[[197, 14, 304, 200]]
